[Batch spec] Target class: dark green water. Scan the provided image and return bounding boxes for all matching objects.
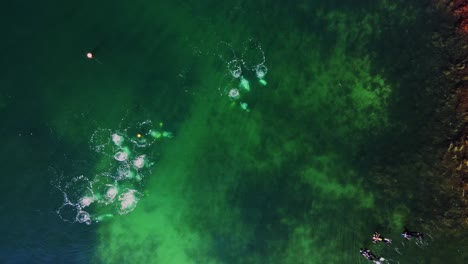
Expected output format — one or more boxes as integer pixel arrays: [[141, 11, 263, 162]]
[[1, 0, 466, 263]]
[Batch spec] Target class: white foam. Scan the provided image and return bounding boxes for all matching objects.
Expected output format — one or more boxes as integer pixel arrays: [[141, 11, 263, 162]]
[[112, 134, 123, 146], [133, 155, 146, 169], [79, 196, 94, 208], [255, 64, 268, 79], [116, 164, 133, 180], [228, 60, 242, 78], [118, 189, 140, 215], [105, 185, 117, 202], [228, 88, 240, 100], [77, 210, 91, 225], [90, 128, 112, 153], [114, 151, 128, 162], [56, 203, 78, 223], [64, 175, 93, 204]]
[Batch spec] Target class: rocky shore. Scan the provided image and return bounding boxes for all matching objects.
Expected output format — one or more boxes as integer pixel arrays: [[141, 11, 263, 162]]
[[434, 0, 468, 228]]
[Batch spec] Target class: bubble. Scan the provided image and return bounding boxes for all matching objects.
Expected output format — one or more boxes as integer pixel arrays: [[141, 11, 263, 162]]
[[92, 175, 118, 205], [64, 176, 94, 205], [76, 210, 91, 225], [133, 155, 146, 169], [227, 60, 242, 78], [112, 134, 123, 146], [255, 64, 268, 79], [93, 172, 114, 183], [216, 41, 238, 64], [104, 185, 118, 202], [114, 151, 128, 162], [90, 128, 113, 154], [228, 88, 240, 100], [57, 203, 78, 223], [241, 39, 265, 70], [78, 196, 94, 209], [115, 164, 134, 180], [118, 189, 141, 215]]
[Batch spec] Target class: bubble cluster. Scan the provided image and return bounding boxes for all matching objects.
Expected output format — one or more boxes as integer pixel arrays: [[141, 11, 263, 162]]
[[79, 196, 94, 208], [77, 210, 91, 225], [114, 151, 128, 162], [117, 189, 142, 215], [112, 133, 123, 146], [103, 184, 118, 204], [56, 120, 173, 224], [228, 88, 240, 100], [217, 39, 269, 111], [255, 64, 268, 79], [133, 155, 146, 169], [56, 175, 96, 225], [227, 59, 242, 78], [90, 128, 114, 154]]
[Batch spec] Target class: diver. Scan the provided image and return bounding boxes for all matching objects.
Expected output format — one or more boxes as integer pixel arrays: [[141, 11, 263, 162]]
[[372, 232, 392, 244], [402, 227, 424, 240], [360, 248, 385, 263]]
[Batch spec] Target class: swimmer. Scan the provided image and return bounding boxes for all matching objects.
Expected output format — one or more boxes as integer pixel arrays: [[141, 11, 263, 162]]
[[135, 133, 147, 144], [360, 248, 385, 263], [240, 102, 249, 112], [402, 227, 424, 240], [372, 232, 392, 244], [239, 77, 250, 91], [162, 131, 173, 138], [85, 51, 102, 64]]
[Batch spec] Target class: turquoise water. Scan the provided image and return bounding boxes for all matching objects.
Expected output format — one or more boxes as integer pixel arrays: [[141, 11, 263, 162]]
[[1, 0, 466, 263]]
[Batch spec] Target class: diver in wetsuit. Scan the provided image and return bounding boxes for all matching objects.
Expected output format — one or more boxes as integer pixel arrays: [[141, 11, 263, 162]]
[[372, 232, 392, 244], [402, 227, 424, 240], [360, 248, 385, 263]]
